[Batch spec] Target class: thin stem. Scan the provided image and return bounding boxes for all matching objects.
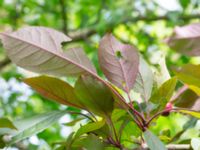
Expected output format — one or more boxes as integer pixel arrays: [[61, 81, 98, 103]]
[[107, 117, 120, 143], [146, 109, 176, 126], [66, 111, 94, 122]]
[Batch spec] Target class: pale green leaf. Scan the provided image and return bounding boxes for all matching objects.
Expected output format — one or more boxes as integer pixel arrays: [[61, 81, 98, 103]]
[[8, 111, 67, 145], [133, 57, 153, 102], [144, 130, 167, 150], [75, 120, 105, 139]]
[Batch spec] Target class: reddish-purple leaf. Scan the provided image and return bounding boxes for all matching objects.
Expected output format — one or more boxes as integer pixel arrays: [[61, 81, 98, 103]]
[[166, 23, 200, 56], [98, 33, 139, 92], [0, 28, 131, 113], [0, 26, 96, 76]]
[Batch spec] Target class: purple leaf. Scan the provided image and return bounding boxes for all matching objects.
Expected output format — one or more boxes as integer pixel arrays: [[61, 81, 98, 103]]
[[98, 33, 139, 92], [0, 26, 96, 76], [166, 23, 200, 56]]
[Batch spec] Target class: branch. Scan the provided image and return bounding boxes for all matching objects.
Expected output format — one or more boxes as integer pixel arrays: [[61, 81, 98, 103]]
[[69, 14, 200, 41], [137, 144, 190, 150], [69, 28, 96, 41], [0, 14, 200, 70], [59, 0, 68, 34], [0, 57, 11, 71], [122, 14, 200, 23]]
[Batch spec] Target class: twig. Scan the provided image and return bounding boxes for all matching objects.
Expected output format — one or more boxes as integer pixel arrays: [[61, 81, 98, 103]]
[[59, 0, 68, 34], [0, 58, 11, 71]]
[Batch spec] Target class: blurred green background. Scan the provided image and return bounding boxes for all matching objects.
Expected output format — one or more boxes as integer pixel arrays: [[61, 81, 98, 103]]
[[0, 0, 200, 149]]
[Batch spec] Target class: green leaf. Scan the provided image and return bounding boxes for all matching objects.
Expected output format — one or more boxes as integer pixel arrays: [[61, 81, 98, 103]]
[[0, 118, 17, 130], [177, 109, 200, 119], [74, 120, 105, 139], [73, 134, 105, 150], [150, 77, 177, 112], [65, 132, 75, 150], [0, 135, 6, 148], [174, 64, 200, 88], [64, 118, 85, 126], [23, 76, 84, 109], [133, 56, 153, 102], [8, 111, 67, 145], [144, 130, 167, 150], [153, 54, 171, 87], [74, 75, 114, 117], [179, 0, 190, 9]]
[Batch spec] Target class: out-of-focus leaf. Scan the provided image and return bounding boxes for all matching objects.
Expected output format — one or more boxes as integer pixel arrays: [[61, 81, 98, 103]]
[[23, 75, 84, 109], [65, 132, 75, 150], [177, 109, 200, 119], [179, 0, 190, 8], [8, 111, 67, 145], [0, 26, 96, 77], [98, 33, 139, 91], [111, 109, 127, 122], [73, 134, 105, 150], [166, 23, 200, 56], [0, 118, 17, 130], [175, 89, 199, 109], [174, 64, 200, 88], [74, 120, 105, 139], [191, 138, 200, 150], [133, 56, 153, 102], [150, 77, 177, 112], [74, 75, 114, 117], [153, 54, 171, 87], [144, 130, 167, 150], [0, 135, 6, 148]]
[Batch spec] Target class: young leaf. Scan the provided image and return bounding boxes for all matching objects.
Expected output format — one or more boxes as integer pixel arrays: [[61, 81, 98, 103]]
[[174, 64, 200, 88], [150, 77, 177, 112], [133, 57, 153, 102], [0, 27, 96, 77], [0, 118, 17, 130], [23, 75, 84, 109], [98, 33, 139, 92], [176, 109, 200, 119], [74, 120, 105, 139], [153, 54, 171, 87], [166, 23, 200, 56], [144, 130, 167, 150], [74, 75, 114, 117], [8, 110, 67, 145]]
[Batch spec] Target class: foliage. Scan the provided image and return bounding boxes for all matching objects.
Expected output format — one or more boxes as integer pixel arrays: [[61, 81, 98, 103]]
[[0, 23, 200, 149], [0, 0, 200, 150]]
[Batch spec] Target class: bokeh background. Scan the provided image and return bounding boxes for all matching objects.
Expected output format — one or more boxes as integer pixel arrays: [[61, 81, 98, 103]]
[[0, 0, 200, 149]]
